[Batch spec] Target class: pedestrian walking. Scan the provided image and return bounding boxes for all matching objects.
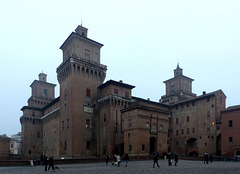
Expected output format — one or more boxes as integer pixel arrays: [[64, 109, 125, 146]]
[[105, 155, 109, 165], [40, 154, 43, 165], [44, 156, 48, 171], [123, 153, 129, 167], [48, 155, 55, 171], [167, 152, 173, 166], [204, 153, 209, 164], [113, 154, 117, 166], [116, 154, 121, 167], [174, 153, 178, 166], [153, 152, 160, 168]]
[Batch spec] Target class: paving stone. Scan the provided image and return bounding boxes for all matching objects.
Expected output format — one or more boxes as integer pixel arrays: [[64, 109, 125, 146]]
[[0, 160, 240, 174]]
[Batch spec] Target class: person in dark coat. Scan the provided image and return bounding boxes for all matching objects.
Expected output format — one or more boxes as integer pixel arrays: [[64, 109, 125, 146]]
[[48, 156, 55, 171], [174, 154, 178, 166], [40, 154, 43, 165], [153, 152, 160, 168], [167, 152, 172, 166], [105, 155, 109, 165], [204, 153, 209, 164], [44, 156, 48, 171], [123, 153, 129, 167]]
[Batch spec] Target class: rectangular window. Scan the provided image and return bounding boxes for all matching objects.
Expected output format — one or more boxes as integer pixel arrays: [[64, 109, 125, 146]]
[[86, 88, 91, 97], [86, 141, 91, 149], [64, 141, 67, 151], [142, 144, 145, 151], [192, 128, 195, 134], [207, 111, 210, 117], [125, 91, 129, 98], [67, 119, 69, 128], [32, 111, 35, 116], [128, 133, 130, 138], [85, 49, 90, 58], [129, 145, 132, 151], [192, 102, 195, 106], [62, 121, 64, 130], [11, 143, 13, 148], [176, 118, 178, 124], [182, 129, 184, 135], [176, 130, 179, 136], [86, 119, 90, 128], [229, 120, 233, 128], [229, 137, 233, 143], [104, 114, 106, 122], [64, 89, 67, 100], [129, 119, 132, 126], [187, 116, 189, 122], [37, 131, 40, 138], [187, 128, 189, 134], [44, 89, 48, 96], [114, 89, 118, 95]]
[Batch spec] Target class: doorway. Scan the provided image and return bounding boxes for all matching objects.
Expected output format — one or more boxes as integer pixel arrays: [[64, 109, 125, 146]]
[[150, 137, 157, 155]]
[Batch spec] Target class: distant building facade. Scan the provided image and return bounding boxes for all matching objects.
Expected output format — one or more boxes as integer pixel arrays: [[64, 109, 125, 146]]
[[221, 105, 240, 157], [10, 132, 22, 155], [20, 25, 229, 159]]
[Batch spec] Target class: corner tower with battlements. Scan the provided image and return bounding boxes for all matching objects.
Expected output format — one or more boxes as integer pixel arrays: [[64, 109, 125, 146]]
[[20, 73, 56, 157]]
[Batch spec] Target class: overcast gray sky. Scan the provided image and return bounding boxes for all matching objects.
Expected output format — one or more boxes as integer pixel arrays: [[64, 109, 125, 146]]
[[1, 0, 239, 136]]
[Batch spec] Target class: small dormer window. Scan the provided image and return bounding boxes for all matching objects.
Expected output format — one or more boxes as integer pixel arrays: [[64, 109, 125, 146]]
[[114, 89, 118, 95], [82, 32, 85, 37], [44, 89, 48, 96]]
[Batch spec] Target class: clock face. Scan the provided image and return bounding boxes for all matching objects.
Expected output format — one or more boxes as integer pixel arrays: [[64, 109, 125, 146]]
[[146, 123, 150, 128]]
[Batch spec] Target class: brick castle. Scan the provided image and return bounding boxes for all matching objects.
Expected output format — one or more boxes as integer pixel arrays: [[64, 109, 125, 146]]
[[20, 25, 227, 159]]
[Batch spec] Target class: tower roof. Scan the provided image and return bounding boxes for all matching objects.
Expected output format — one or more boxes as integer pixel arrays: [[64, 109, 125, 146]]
[[98, 80, 135, 90], [60, 25, 103, 50]]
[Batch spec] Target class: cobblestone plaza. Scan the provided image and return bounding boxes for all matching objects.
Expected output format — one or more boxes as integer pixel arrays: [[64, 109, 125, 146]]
[[1, 160, 240, 174]]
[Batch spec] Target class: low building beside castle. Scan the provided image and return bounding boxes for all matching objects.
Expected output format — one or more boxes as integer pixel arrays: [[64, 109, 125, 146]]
[[0, 134, 10, 159], [221, 105, 240, 157]]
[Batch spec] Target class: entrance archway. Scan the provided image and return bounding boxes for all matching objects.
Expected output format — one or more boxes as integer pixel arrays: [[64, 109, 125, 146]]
[[186, 138, 198, 156], [150, 137, 157, 155]]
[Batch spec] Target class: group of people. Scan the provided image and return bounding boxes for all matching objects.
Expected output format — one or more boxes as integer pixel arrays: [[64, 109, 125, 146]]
[[105, 153, 129, 167], [153, 152, 178, 168], [40, 154, 55, 171]]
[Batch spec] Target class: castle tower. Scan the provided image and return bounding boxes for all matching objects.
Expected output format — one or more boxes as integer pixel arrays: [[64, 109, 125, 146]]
[[57, 25, 107, 157], [161, 64, 196, 104], [20, 73, 56, 157], [28, 73, 56, 108]]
